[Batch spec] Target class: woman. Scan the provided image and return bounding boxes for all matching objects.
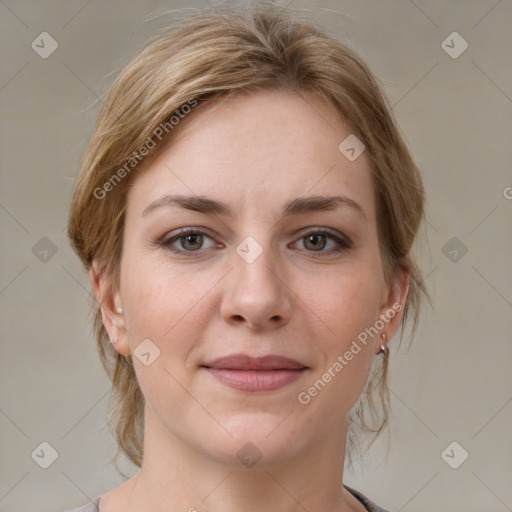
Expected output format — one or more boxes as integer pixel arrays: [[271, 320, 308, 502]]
[[66, 4, 429, 511]]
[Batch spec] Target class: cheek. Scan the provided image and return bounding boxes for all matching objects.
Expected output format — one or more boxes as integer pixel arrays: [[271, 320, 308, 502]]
[[120, 260, 207, 412], [120, 253, 218, 361], [298, 262, 382, 396], [122, 251, 178, 323], [307, 262, 383, 343]]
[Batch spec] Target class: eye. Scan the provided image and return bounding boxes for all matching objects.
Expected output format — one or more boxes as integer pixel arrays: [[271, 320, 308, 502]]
[[159, 228, 218, 254], [156, 227, 351, 256], [292, 229, 351, 255]]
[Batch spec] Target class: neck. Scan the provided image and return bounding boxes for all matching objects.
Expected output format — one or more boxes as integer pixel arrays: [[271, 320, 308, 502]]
[[119, 404, 362, 512]]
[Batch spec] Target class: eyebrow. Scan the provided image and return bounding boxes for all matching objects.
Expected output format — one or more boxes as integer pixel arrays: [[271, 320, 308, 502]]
[[141, 194, 366, 220]]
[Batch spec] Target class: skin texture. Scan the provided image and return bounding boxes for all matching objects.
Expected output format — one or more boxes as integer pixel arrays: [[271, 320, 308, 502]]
[[91, 88, 409, 512]]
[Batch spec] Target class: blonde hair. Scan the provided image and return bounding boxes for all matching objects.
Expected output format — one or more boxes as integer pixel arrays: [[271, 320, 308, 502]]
[[67, 3, 430, 474]]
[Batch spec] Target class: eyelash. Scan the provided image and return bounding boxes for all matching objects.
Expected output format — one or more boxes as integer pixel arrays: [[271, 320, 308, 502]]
[[157, 227, 352, 257]]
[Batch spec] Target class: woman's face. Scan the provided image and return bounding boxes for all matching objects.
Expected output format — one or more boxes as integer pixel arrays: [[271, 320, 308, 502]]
[[101, 88, 406, 468]]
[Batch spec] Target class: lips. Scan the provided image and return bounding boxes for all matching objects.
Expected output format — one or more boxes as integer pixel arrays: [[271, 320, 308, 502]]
[[201, 354, 308, 392], [202, 354, 307, 371]]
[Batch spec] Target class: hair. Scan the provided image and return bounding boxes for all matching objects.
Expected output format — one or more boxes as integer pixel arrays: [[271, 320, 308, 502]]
[[67, 2, 431, 475]]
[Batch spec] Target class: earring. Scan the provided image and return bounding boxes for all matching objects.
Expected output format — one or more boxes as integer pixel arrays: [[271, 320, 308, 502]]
[[111, 338, 118, 344], [116, 307, 122, 313], [378, 333, 388, 355]]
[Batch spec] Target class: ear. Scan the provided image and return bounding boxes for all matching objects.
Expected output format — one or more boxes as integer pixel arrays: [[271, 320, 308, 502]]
[[375, 266, 410, 353], [90, 260, 130, 356]]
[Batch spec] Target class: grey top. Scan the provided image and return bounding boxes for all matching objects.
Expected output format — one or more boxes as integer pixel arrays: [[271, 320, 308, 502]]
[[63, 486, 390, 512]]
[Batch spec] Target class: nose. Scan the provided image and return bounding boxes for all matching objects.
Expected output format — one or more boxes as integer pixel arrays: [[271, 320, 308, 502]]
[[220, 241, 293, 331]]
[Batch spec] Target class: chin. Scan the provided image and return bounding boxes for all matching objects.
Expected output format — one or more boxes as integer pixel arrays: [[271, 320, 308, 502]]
[[197, 414, 309, 470]]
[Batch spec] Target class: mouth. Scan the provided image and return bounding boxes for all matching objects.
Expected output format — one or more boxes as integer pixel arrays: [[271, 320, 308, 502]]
[[201, 354, 309, 392]]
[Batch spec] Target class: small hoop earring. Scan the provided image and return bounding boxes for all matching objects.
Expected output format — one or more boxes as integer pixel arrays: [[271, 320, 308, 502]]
[[378, 333, 388, 355]]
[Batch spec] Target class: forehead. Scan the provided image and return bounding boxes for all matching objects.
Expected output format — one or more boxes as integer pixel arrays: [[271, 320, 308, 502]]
[[126, 88, 375, 223]]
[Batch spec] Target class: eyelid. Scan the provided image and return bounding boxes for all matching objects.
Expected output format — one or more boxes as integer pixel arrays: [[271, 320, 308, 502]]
[[294, 227, 351, 245]]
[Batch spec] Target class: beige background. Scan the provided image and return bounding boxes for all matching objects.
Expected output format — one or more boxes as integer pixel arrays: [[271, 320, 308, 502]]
[[1, 1, 511, 511]]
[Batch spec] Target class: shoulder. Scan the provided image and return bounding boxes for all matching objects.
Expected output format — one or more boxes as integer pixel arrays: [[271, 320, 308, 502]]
[[344, 485, 392, 512], [60, 494, 103, 512]]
